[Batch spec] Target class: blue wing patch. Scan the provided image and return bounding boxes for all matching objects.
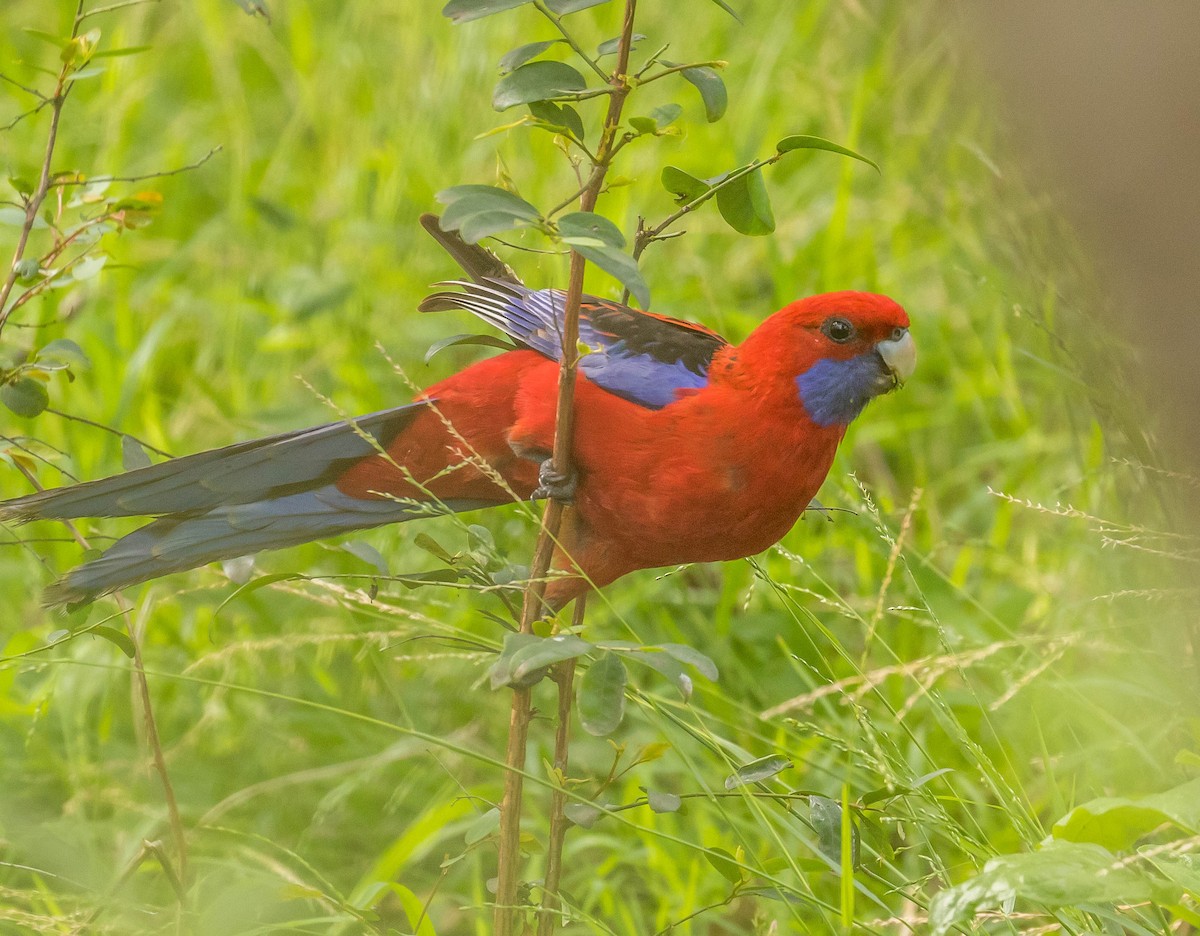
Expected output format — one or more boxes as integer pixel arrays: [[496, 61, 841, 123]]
[[421, 280, 727, 410]]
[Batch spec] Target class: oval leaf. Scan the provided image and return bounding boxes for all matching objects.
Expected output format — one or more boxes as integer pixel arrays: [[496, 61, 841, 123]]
[[489, 633, 592, 689], [657, 642, 718, 681], [463, 806, 501, 845], [704, 846, 742, 885], [561, 241, 649, 308], [442, 0, 528, 22], [545, 0, 609, 12], [121, 434, 152, 470], [716, 168, 775, 236], [424, 332, 517, 364], [725, 754, 792, 789], [493, 61, 587, 111], [644, 789, 682, 814], [557, 211, 625, 249], [499, 40, 561, 74], [579, 651, 627, 736], [776, 134, 880, 173], [91, 625, 135, 659], [1, 378, 49, 418], [680, 65, 728, 122], [660, 165, 710, 204], [528, 100, 586, 141]]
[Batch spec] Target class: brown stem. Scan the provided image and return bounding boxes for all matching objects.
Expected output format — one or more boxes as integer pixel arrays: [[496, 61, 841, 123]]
[[0, 58, 74, 338], [537, 597, 585, 935], [494, 3, 639, 933]]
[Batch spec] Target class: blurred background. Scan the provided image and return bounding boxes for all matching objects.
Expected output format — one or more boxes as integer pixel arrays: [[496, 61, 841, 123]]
[[965, 1, 1200, 474], [0, 1, 1196, 933]]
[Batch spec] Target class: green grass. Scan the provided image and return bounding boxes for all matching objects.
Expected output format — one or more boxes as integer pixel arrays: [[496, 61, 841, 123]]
[[1, 1, 1195, 934]]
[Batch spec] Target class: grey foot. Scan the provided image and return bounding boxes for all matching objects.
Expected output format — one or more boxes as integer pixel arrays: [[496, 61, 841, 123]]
[[532, 458, 577, 504]]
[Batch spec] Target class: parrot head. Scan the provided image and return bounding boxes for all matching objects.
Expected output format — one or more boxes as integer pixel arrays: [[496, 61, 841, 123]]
[[743, 291, 915, 427]]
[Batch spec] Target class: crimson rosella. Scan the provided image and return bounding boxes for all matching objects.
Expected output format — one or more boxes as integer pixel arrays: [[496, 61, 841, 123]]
[[0, 215, 915, 609]]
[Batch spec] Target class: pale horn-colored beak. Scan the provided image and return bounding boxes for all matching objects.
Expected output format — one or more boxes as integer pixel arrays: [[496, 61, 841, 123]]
[[876, 329, 916, 387]]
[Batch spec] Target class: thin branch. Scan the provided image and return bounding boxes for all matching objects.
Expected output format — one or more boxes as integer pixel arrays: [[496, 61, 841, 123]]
[[536, 597, 585, 935], [0, 72, 48, 100], [49, 145, 223, 187], [494, 3, 640, 934], [637, 59, 726, 85], [44, 408, 173, 458], [2, 101, 54, 133], [533, 0, 608, 81], [633, 155, 780, 261], [79, 0, 162, 21]]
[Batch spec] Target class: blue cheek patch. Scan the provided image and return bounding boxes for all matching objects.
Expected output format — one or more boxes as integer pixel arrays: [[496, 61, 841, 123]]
[[795, 354, 884, 427]]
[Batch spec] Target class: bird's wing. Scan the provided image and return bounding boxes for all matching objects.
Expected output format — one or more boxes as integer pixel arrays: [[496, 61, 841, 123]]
[[420, 279, 729, 409]]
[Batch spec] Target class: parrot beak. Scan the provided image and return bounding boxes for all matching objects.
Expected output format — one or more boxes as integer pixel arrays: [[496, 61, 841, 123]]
[[876, 329, 916, 389]]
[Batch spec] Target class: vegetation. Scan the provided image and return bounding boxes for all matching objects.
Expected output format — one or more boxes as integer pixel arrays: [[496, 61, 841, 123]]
[[1, 1, 1195, 933]]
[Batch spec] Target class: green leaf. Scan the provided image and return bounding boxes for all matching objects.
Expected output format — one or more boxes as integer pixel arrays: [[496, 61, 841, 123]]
[[91, 625, 135, 659], [69, 254, 107, 281], [776, 134, 880, 173], [528, 100, 585, 141], [0, 207, 47, 229], [563, 802, 604, 828], [545, 0, 609, 13], [121, 435, 152, 471], [705, 0, 742, 22], [680, 65, 727, 122], [569, 242, 649, 307], [443, 0, 528, 21], [13, 258, 39, 281], [716, 168, 775, 235], [463, 806, 501, 845], [65, 67, 106, 83], [597, 32, 645, 56], [493, 61, 587, 111], [38, 338, 90, 371], [660, 165, 710, 203], [724, 754, 791, 789], [657, 642, 718, 680], [809, 795, 859, 867], [649, 102, 683, 128], [489, 633, 592, 689], [616, 645, 692, 699], [91, 45, 151, 59], [22, 28, 66, 47], [928, 842, 1168, 936], [579, 652, 626, 736], [704, 847, 743, 885], [1052, 777, 1200, 851], [1, 378, 49, 418], [413, 532, 455, 564], [643, 788, 682, 814], [499, 40, 560, 74], [392, 569, 463, 589], [436, 184, 541, 243], [556, 211, 625, 248], [424, 332, 516, 364], [341, 541, 389, 576]]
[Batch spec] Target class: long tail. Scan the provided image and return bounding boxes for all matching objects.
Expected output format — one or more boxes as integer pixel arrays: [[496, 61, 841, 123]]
[[42, 484, 492, 608], [1, 405, 424, 523], [2, 403, 488, 607]]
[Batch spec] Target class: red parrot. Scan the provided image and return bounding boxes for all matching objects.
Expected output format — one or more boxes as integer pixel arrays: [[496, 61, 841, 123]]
[[0, 216, 915, 610]]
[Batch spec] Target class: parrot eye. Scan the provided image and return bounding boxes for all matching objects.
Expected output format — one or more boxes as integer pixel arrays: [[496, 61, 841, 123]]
[[822, 317, 856, 343]]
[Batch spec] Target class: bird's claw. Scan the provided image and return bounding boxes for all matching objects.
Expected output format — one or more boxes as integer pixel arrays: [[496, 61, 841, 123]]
[[532, 458, 577, 505]]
